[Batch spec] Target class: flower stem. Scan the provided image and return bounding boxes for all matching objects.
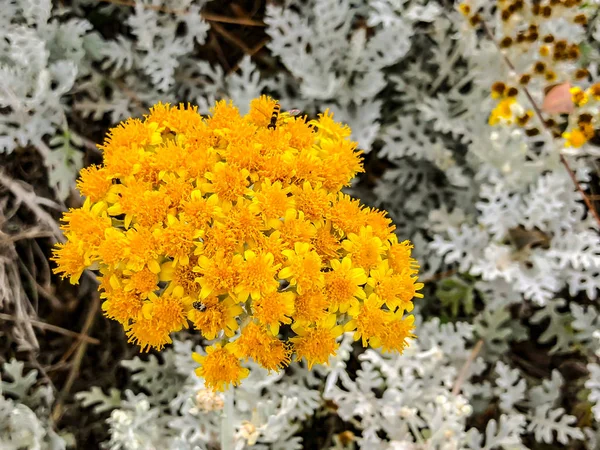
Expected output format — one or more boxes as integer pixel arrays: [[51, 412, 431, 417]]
[[221, 387, 235, 450]]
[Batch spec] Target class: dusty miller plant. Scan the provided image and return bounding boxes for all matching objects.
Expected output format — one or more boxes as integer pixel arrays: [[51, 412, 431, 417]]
[[0, 359, 72, 450], [3, 0, 600, 448]]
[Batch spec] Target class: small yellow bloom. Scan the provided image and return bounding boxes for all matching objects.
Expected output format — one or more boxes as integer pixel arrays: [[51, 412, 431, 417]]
[[203, 162, 251, 209], [489, 97, 517, 126], [292, 181, 330, 221], [294, 288, 330, 325], [345, 293, 389, 347], [100, 283, 144, 325], [291, 315, 343, 369], [187, 296, 242, 339], [570, 86, 589, 107], [563, 128, 588, 148], [252, 290, 295, 335], [387, 235, 420, 275], [233, 322, 291, 371], [127, 294, 187, 351], [341, 226, 384, 270], [122, 267, 159, 299], [367, 260, 417, 313], [76, 165, 113, 203], [195, 251, 241, 299], [193, 343, 249, 391], [51, 240, 86, 284], [249, 179, 295, 228], [324, 257, 367, 313], [234, 250, 280, 302], [380, 313, 415, 353], [279, 242, 324, 295]]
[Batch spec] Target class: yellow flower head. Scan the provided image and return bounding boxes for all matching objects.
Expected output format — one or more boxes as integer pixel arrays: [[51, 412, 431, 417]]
[[188, 296, 242, 340], [52, 98, 421, 391], [233, 321, 291, 372], [324, 257, 368, 313], [563, 125, 591, 148], [193, 343, 249, 391], [291, 315, 343, 369], [489, 97, 518, 126], [570, 86, 589, 107]]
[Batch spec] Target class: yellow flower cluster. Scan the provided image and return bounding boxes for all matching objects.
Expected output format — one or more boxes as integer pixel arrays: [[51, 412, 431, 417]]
[[461, 0, 597, 145], [562, 84, 600, 148], [52, 97, 422, 391]]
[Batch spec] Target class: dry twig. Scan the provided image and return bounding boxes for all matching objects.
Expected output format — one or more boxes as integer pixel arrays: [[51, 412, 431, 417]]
[[0, 170, 64, 241], [421, 268, 458, 284], [226, 38, 271, 75], [452, 339, 484, 396], [0, 313, 99, 344], [97, 0, 265, 26], [52, 292, 101, 423]]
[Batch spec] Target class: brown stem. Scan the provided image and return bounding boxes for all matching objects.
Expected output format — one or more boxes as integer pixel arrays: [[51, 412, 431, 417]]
[[51, 293, 101, 423], [452, 339, 484, 396], [0, 313, 100, 345], [97, 0, 265, 26]]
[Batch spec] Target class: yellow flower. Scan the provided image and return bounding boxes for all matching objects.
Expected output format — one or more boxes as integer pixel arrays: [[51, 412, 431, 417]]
[[60, 199, 110, 248], [155, 215, 196, 266], [328, 193, 365, 236], [345, 293, 389, 347], [249, 179, 295, 228], [291, 315, 343, 369], [341, 226, 384, 270], [203, 162, 251, 209], [387, 235, 420, 275], [180, 190, 222, 229], [161, 258, 199, 296], [51, 240, 86, 284], [195, 251, 241, 299], [122, 267, 159, 299], [97, 228, 128, 268], [278, 209, 317, 246], [379, 313, 415, 353], [312, 220, 341, 260], [127, 294, 187, 351], [252, 290, 295, 335], [234, 251, 280, 301], [312, 109, 352, 140], [52, 98, 421, 390], [324, 257, 367, 313], [162, 103, 203, 134], [359, 207, 395, 240], [279, 242, 324, 295], [233, 321, 291, 371], [124, 226, 162, 274], [187, 296, 242, 339], [107, 178, 163, 228], [489, 97, 517, 126], [317, 138, 364, 191], [193, 343, 249, 391], [76, 165, 113, 203], [294, 288, 330, 325], [100, 119, 162, 178], [100, 281, 143, 325], [367, 260, 420, 313], [563, 128, 589, 148], [570, 86, 589, 107], [292, 181, 330, 221], [252, 231, 287, 266]]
